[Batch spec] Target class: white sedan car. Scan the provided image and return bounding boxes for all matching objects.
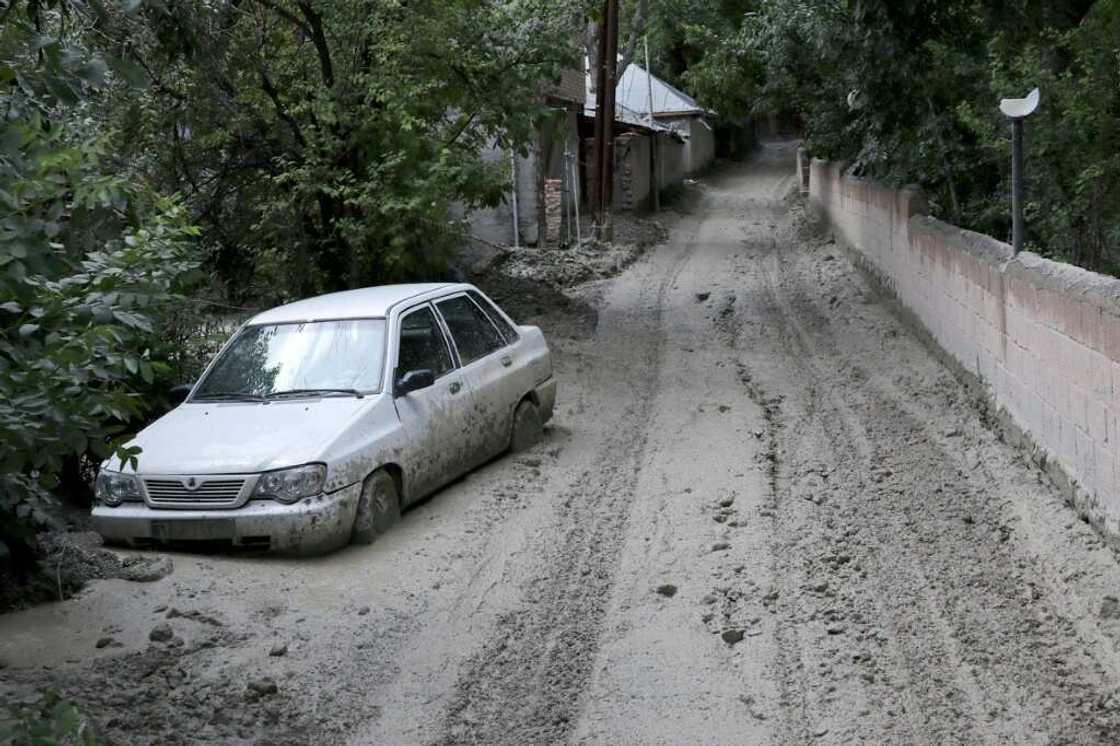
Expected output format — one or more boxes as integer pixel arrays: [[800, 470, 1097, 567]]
[[92, 283, 556, 554]]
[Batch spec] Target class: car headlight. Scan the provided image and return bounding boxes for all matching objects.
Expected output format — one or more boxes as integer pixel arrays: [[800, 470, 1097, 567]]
[[251, 464, 327, 504], [95, 471, 142, 507]]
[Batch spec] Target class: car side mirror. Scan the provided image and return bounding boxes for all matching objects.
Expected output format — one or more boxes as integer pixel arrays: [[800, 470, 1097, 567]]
[[395, 369, 435, 397], [168, 383, 194, 406]]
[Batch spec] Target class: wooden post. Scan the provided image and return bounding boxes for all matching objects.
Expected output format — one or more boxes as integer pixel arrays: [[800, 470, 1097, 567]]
[[591, 0, 619, 240]]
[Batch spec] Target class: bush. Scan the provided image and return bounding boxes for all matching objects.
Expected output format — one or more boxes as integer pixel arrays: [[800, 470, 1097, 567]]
[[0, 691, 99, 745], [1, 3, 200, 570]]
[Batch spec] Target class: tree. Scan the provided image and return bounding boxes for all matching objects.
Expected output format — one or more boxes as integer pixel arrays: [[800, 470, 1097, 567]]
[[585, 0, 648, 93], [701, 0, 1120, 273], [643, 0, 759, 120], [1, 0, 200, 569], [101, 0, 583, 301]]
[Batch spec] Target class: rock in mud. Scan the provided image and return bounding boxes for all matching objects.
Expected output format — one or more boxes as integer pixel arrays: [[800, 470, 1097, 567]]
[[358, 606, 370, 616], [722, 629, 745, 645], [711, 542, 731, 552], [269, 643, 288, 657], [246, 677, 279, 699], [656, 584, 678, 598], [1101, 596, 1120, 619], [121, 555, 174, 583], [95, 636, 114, 649], [696, 292, 711, 302], [149, 623, 174, 643]]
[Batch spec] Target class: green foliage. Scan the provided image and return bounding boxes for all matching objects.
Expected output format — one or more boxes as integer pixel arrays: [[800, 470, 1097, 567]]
[[641, 0, 759, 120], [0, 691, 99, 745], [1, 0, 200, 559], [716, 0, 1120, 272], [100, 0, 582, 301]]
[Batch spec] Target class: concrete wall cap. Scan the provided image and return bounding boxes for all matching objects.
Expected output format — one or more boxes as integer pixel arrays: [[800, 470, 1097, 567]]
[[910, 216, 1013, 266], [1009, 251, 1120, 312]]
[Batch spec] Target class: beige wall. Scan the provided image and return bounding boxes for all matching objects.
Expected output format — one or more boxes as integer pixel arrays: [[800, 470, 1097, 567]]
[[658, 133, 686, 192], [462, 110, 580, 249], [809, 158, 1120, 539], [659, 115, 715, 175], [614, 133, 652, 211]]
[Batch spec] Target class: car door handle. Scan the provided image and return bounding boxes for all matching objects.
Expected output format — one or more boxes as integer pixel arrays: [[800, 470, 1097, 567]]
[[500, 355, 512, 368], [449, 381, 462, 395]]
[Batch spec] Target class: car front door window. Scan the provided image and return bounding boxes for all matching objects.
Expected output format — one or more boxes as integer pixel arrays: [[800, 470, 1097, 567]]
[[398, 306, 454, 378]]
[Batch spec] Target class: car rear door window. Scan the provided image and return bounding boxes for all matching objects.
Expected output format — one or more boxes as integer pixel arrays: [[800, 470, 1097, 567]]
[[468, 290, 519, 344], [436, 295, 505, 365], [398, 306, 454, 377]]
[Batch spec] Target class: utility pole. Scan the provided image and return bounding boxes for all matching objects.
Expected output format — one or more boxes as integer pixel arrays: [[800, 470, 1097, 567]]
[[645, 34, 659, 213], [591, 0, 619, 240]]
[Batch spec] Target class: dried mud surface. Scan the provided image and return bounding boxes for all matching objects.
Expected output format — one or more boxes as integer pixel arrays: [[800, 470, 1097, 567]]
[[4, 143, 1120, 745]]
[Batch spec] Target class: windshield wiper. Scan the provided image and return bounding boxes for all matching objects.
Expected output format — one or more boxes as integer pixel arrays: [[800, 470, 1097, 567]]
[[192, 392, 265, 402], [265, 388, 365, 399]]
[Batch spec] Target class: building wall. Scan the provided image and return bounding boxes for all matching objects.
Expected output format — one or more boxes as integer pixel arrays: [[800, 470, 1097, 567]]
[[809, 157, 1120, 541], [462, 110, 580, 251], [658, 133, 686, 192], [614, 133, 652, 211], [655, 115, 714, 175], [685, 117, 715, 174], [612, 131, 689, 212], [460, 144, 538, 251]]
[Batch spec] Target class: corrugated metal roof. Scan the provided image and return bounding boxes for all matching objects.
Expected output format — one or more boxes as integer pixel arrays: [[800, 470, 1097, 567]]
[[615, 63, 706, 116], [585, 61, 708, 122]]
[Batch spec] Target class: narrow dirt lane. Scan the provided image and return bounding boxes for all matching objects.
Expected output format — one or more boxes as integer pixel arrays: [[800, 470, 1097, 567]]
[[430, 158, 789, 746], [715, 143, 1120, 744], [4, 143, 1120, 745]]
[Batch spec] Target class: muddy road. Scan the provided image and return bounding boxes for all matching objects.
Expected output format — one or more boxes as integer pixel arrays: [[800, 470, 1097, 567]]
[[5, 142, 1120, 745]]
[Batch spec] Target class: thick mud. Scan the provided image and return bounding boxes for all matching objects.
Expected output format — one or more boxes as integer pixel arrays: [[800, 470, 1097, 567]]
[[3, 143, 1120, 745]]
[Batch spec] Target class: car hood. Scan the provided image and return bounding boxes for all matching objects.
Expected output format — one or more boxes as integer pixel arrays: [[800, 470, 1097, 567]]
[[108, 396, 381, 475]]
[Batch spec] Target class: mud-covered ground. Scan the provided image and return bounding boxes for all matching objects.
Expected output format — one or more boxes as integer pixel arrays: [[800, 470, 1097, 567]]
[[4, 142, 1120, 745]]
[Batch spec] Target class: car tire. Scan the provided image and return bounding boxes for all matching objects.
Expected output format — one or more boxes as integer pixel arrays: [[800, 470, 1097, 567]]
[[509, 398, 543, 453], [351, 469, 400, 545]]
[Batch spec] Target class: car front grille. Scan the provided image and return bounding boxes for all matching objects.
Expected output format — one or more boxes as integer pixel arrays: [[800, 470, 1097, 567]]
[[143, 478, 247, 508]]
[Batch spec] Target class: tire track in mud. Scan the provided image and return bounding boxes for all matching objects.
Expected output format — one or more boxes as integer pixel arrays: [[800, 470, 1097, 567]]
[[744, 247, 989, 744], [433, 227, 699, 745], [726, 188, 1120, 743]]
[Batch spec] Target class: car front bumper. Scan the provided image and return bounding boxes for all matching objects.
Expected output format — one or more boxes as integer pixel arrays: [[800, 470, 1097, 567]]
[[91, 481, 361, 555]]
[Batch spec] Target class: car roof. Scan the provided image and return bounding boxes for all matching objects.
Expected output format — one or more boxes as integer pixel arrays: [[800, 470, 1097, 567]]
[[248, 283, 468, 325]]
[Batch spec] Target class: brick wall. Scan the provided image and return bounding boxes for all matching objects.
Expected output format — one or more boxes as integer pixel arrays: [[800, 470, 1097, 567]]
[[809, 158, 1120, 539]]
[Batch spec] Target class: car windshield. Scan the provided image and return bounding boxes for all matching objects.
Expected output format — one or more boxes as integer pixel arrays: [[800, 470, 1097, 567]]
[[193, 319, 385, 400]]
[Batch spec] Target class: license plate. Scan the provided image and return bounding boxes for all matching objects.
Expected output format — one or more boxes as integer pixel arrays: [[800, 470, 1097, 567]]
[[150, 519, 235, 542]]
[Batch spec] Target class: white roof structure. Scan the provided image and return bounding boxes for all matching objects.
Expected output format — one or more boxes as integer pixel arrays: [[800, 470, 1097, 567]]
[[616, 63, 706, 117], [250, 283, 460, 324], [585, 61, 709, 129]]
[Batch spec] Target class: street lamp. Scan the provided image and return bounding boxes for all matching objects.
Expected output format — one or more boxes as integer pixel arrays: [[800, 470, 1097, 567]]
[[999, 87, 1040, 254]]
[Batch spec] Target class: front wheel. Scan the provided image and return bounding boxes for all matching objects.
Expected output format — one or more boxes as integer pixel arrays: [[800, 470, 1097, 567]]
[[351, 469, 400, 545], [509, 399, 543, 453]]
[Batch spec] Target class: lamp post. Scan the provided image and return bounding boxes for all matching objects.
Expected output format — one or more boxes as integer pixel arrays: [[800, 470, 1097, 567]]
[[999, 88, 1040, 254]]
